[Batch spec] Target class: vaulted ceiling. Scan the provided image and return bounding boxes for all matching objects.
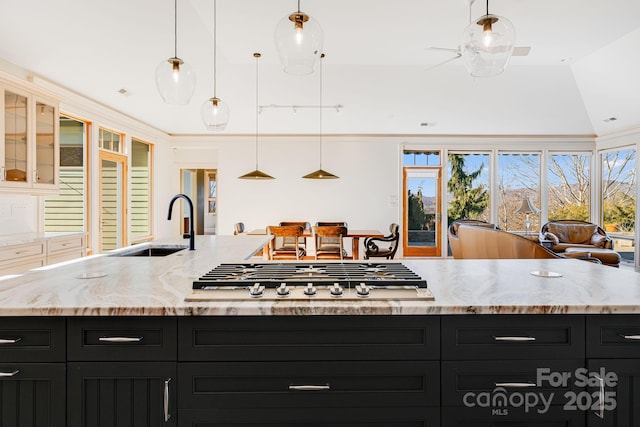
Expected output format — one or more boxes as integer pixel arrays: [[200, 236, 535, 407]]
[[2, 0, 639, 136]]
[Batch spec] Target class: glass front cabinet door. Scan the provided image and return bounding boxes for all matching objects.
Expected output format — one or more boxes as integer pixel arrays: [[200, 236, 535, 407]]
[[1, 84, 59, 192]]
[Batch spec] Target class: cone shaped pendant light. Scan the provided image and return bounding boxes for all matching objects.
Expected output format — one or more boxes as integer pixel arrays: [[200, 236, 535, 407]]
[[303, 54, 338, 179], [239, 53, 274, 180]]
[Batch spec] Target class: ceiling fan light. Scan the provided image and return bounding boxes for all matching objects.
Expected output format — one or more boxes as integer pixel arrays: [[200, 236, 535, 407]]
[[461, 13, 515, 77], [155, 57, 197, 104], [201, 97, 230, 131], [274, 8, 323, 75]]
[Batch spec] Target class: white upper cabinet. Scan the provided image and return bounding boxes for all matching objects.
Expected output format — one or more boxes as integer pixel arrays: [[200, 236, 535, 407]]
[[1, 82, 59, 193]]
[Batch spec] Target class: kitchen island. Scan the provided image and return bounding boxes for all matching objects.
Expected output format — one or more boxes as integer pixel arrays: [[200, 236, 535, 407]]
[[1, 235, 639, 426]]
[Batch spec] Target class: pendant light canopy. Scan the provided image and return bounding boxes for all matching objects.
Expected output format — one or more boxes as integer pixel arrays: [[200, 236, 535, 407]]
[[461, 0, 515, 77], [201, 0, 230, 130], [274, 0, 323, 75], [155, 0, 197, 104], [239, 53, 274, 180], [303, 54, 338, 180]]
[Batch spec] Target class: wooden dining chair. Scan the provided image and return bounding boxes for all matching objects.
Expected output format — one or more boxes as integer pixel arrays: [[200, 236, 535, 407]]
[[313, 225, 348, 260], [279, 221, 310, 252], [267, 225, 306, 260]]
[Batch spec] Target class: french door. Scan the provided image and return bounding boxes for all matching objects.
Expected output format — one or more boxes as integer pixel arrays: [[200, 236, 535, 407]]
[[99, 151, 127, 251], [403, 168, 442, 257]]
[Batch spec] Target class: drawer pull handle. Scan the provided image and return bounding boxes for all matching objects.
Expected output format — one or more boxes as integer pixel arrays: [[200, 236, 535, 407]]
[[493, 336, 536, 342], [289, 384, 330, 391], [0, 338, 22, 344], [98, 336, 143, 343], [0, 370, 19, 377], [494, 382, 537, 388], [163, 378, 171, 422], [619, 334, 640, 340]]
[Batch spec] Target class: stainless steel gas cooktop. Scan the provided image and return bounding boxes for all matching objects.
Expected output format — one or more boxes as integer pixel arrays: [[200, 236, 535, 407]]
[[185, 262, 434, 301]]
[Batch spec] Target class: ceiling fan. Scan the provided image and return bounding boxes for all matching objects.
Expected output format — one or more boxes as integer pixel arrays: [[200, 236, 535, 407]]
[[424, 0, 530, 72]]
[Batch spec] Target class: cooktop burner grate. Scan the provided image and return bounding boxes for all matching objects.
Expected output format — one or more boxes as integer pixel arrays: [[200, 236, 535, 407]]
[[192, 262, 427, 289]]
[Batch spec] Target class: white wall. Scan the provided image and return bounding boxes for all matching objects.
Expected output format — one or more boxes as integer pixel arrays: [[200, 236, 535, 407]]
[[0, 194, 38, 235]]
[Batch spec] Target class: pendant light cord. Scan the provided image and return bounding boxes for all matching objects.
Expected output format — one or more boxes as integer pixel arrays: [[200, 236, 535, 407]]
[[255, 53, 260, 170], [486, 0, 489, 15], [297, 0, 301, 13], [174, 0, 178, 58], [213, 0, 217, 97], [318, 53, 324, 169]]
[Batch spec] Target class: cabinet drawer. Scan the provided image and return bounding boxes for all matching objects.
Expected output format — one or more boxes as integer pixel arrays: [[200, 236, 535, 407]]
[[67, 317, 177, 361], [180, 407, 440, 426], [0, 241, 46, 262], [442, 315, 585, 360], [178, 361, 439, 409], [179, 315, 439, 361], [441, 406, 585, 426], [586, 315, 640, 358], [47, 248, 85, 265], [0, 256, 46, 275], [442, 360, 584, 406], [0, 317, 65, 362], [47, 235, 85, 254]]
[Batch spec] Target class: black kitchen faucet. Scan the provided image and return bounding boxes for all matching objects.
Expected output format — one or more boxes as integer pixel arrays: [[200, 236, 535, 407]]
[[168, 193, 195, 250]]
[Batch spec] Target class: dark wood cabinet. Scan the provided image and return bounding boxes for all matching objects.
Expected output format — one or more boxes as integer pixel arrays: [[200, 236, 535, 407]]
[[67, 362, 177, 427], [586, 315, 640, 426], [66, 317, 178, 427], [441, 315, 586, 425], [6, 311, 640, 425], [0, 363, 65, 426], [0, 317, 65, 427], [178, 315, 440, 425]]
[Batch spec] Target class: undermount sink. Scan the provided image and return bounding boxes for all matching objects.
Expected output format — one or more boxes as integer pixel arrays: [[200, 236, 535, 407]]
[[112, 246, 188, 257]]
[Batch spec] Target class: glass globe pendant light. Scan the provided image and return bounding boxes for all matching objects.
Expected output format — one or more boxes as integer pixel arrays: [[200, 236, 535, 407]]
[[274, 0, 323, 75], [201, 0, 230, 130], [460, 0, 515, 77], [155, 0, 197, 104]]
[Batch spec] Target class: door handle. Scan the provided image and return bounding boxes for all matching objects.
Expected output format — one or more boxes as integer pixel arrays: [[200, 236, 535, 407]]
[[163, 378, 172, 422], [0, 338, 22, 344], [289, 384, 331, 391]]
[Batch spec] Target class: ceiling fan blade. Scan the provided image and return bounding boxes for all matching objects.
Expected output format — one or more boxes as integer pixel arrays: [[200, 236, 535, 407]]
[[424, 54, 462, 71], [425, 46, 461, 54], [513, 46, 531, 56]]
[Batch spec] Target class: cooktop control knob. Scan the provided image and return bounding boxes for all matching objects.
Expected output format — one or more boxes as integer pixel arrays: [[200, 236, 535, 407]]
[[356, 283, 370, 297], [276, 283, 290, 297], [330, 283, 344, 297], [249, 283, 265, 298], [304, 283, 317, 296]]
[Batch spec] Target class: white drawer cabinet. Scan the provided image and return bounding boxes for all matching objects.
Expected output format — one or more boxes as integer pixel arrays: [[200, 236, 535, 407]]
[[46, 234, 85, 264], [0, 241, 46, 275], [0, 233, 86, 275]]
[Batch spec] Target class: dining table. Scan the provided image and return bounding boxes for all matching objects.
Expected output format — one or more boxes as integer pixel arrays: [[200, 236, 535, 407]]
[[246, 228, 384, 260]]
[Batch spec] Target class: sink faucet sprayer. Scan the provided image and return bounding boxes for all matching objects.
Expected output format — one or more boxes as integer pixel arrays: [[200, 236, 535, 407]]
[[167, 194, 195, 250]]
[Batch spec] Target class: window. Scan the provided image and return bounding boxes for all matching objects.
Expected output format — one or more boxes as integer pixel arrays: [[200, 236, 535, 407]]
[[130, 138, 152, 241], [547, 153, 591, 221], [99, 128, 122, 153], [403, 150, 440, 166], [601, 147, 636, 264], [497, 152, 541, 231], [447, 152, 490, 224], [44, 116, 87, 232]]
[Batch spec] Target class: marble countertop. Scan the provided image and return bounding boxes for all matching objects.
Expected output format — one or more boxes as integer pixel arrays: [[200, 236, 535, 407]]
[[0, 234, 639, 316]]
